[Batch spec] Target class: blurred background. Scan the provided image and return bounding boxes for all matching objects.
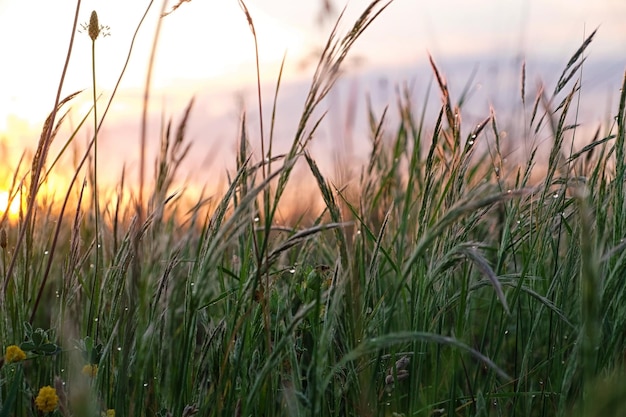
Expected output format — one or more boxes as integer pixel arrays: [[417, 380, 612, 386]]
[[0, 0, 625, 199]]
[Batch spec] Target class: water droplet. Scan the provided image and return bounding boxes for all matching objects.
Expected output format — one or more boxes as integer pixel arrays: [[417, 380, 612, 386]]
[[553, 193, 559, 199], [471, 134, 477, 139], [94, 318, 98, 322], [356, 230, 361, 235], [254, 216, 260, 223], [143, 383, 148, 387], [190, 282, 195, 286], [516, 220, 521, 224], [61, 368, 65, 373], [289, 268, 295, 274], [117, 347, 122, 351], [44, 250, 49, 255], [504, 330, 509, 335], [468, 140, 474, 146]]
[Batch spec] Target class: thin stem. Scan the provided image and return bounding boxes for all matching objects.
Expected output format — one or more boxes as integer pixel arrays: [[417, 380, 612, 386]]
[[87, 37, 101, 337]]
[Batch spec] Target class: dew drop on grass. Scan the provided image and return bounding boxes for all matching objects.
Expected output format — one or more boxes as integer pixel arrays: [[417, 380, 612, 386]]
[[117, 347, 122, 351], [190, 282, 195, 286], [553, 193, 559, 198], [143, 383, 148, 387], [289, 268, 296, 274], [468, 140, 474, 146], [44, 250, 49, 255], [94, 318, 98, 322], [504, 330, 509, 335]]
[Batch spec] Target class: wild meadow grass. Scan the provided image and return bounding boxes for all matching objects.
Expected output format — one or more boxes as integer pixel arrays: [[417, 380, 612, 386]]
[[2, 1, 626, 416]]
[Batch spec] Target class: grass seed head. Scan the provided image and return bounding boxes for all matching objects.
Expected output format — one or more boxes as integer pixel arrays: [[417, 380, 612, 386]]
[[0, 227, 6, 249], [89, 11, 100, 41]]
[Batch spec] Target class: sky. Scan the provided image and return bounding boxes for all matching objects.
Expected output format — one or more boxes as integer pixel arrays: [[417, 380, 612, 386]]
[[0, 0, 625, 200]]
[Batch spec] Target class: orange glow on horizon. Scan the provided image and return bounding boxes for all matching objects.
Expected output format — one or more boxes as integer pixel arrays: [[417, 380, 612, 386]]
[[0, 190, 21, 221]]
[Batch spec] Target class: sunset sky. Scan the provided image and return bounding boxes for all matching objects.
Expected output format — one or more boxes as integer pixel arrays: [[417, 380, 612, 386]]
[[0, 0, 624, 198]]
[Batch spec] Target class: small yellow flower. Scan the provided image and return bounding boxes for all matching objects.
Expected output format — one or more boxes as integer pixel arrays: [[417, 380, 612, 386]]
[[4, 345, 26, 363], [102, 410, 115, 417], [35, 386, 58, 413], [82, 363, 98, 377]]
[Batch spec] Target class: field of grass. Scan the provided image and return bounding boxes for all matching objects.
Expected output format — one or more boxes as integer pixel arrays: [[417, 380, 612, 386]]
[[2, 1, 626, 416]]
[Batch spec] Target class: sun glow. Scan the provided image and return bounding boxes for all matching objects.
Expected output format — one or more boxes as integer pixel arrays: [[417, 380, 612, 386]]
[[0, 190, 21, 220]]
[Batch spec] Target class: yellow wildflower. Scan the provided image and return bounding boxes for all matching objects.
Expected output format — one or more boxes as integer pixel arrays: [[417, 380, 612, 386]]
[[82, 363, 98, 377], [35, 386, 58, 413], [4, 345, 26, 363], [102, 410, 115, 417]]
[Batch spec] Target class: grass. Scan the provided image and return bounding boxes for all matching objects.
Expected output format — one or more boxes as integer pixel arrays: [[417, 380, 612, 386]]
[[1, 1, 626, 416]]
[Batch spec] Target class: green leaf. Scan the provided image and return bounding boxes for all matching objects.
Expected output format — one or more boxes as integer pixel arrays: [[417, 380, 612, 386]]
[[0, 366, 23, 417]]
